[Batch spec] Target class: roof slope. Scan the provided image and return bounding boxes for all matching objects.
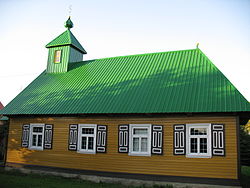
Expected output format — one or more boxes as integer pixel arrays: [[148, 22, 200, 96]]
[[0, 102, 4, 110], [46, 29, 87, 54], [2, 49, 250, 115]]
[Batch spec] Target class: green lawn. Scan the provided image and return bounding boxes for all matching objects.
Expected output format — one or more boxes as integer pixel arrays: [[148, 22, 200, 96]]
[[0, 169, 123, 188], [1, 167, 250, 188], [0, 168, 172, 188]]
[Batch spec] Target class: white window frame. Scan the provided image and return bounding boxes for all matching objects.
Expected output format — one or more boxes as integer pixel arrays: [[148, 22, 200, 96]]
[[129, 124, 151, 156], [29, 123, 45, 151], [186, 123, 211, 158], [77, 124, 97, 154]]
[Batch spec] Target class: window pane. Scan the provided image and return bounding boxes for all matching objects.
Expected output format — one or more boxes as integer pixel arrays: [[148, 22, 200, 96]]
[[190, 128, 207, 135], [37, 135, 42, 146], [82, 128, 94, 134], [54, 50, 61, 63], [33, 127, 43, 133], [133, 138, 139, 152], [190, 138, 198, 153], [81, 137, 86, 149], [200, 138, 207, 153], [141, 138, 148, 152], [133, 128, 148, 135], [88, 137, 94, 150], [32, 135, 37, 146]]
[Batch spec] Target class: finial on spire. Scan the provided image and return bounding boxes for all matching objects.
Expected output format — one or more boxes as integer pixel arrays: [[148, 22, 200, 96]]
[[68, 5, 72, 16], [196, 43, 199, 49], [65, 16, 73, 29], [64, 5, 73, 29]]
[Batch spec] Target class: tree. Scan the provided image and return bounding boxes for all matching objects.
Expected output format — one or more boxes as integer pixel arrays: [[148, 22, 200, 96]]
[[240, 122, 250, 166]]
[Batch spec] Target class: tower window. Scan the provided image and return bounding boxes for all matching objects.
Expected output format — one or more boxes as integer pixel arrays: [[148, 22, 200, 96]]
[[54, 50, 62, 63]]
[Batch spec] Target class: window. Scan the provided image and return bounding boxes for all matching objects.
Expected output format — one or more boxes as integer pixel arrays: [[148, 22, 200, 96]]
[[29, 124, 45, 150], [129, 124, 151, 156], [77, 124, 97, 154], [186, 124, 211, 158], [54, 50, 62, 63], [69, 124, 107, 153]]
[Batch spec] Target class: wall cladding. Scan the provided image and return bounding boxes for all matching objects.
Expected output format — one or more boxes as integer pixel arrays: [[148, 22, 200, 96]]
[[7, 115, 238, 179]]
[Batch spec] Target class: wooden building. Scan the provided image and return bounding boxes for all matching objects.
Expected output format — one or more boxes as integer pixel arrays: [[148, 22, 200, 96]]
[[0, 102, 8, 165], [1, 17, 250, 186], [0, 102, 3, 111]]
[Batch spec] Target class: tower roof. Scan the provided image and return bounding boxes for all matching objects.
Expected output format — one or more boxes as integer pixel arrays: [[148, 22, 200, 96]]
[[45, 28, 87, 54]]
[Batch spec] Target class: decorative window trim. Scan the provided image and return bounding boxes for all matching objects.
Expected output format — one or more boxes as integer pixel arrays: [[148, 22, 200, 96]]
[[77, 124, 97, 154], [212, 124, 225, 156], [96, 125, 107, 153], [151, 125, 163, 155], [44, 124, 53, 149], [118, 124, 129, 153], [21, 124, 30, 148], [186, 123, 212, 158], [68, 124, 78, 151], [173, 124, 186, 155], [28, 123, 45, 151], [129, 124, 151, 156]]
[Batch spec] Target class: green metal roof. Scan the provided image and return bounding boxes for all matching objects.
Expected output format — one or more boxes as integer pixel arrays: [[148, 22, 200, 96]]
[[0, 116, 9, 121], [46, 29, 87, 54], [2, 48, 250, 115]]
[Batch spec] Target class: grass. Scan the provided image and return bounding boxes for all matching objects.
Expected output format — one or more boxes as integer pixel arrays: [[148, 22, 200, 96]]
[[0, 168, 173, 188], [2, 166, 250, 188], [241, 166, 250, 188]]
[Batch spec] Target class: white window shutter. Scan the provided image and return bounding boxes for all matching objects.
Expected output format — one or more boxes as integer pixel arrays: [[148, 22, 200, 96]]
[[21, 124, 30, 148], [68, 124, 78, 151], [44, 124, 53, 149], [96, 125, 107, 153], [212, 124, 225, 156], [173, 124, 186, 155], [151, 125, 163, 155], [118, 125, 129, 153]]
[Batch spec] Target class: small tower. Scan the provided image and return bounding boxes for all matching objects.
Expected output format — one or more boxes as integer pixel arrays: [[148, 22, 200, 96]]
[[45, 17, 87, 73]]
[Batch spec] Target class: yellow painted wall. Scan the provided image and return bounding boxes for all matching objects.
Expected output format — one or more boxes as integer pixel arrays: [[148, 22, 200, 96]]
[[6, 115, 238, 179]]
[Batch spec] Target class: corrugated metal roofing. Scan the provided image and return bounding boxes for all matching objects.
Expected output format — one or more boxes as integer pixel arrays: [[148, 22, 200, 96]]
[[0, 116, 8, 121], [45, 29, 87, 54], [1, 48, 250, 115]]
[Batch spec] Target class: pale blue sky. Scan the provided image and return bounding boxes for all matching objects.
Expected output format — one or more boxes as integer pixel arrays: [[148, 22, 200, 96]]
[[0, 0, 249, 105]]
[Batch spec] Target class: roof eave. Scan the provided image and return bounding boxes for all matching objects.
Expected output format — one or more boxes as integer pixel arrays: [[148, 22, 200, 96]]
[[45, 44, 87, 54]]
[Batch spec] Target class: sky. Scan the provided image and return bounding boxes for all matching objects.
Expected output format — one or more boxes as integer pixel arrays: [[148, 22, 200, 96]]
[[0, 0, 249, 106]]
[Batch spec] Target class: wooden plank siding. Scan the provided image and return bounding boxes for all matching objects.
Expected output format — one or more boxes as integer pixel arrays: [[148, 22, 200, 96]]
[[46, 46, 70, 73], [6, 116, 238, 179]]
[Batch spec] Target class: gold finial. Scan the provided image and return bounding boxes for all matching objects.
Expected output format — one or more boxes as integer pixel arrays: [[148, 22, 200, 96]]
[[196, 43, 199, 49]]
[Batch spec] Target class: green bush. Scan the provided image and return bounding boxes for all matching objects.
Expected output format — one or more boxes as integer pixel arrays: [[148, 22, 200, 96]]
[[240, 125, 250, 166]]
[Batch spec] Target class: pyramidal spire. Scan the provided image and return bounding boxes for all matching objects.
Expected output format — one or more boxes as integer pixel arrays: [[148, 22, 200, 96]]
[[64, 17, 73, 29], [45, 16, 87, 73]]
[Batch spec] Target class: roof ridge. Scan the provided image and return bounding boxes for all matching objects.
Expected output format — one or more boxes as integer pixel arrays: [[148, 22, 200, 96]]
[[69, 48, 198, 64], [67, 29, 72, 44], [45, 30, 69, 47], [86, 48, 198, 61], [198, 48, 250, 104], [45, 29, 87, 54]]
